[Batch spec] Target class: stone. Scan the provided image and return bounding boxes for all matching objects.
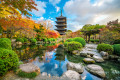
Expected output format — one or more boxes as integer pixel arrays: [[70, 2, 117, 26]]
[[86, 64, 106, 78], [19, 63, 40, 74], [92, 55, 104, 62], [80, 53, 87, 57], [100, 51, 108, 57], [87, 55, 91, 58], [41, 72, 47, 76], [83, 58, 95, 64], [72, 50, 80, 55], [67, 62, 84, 73], [87, 53, 94, 57], [62, 70, 81, 80]]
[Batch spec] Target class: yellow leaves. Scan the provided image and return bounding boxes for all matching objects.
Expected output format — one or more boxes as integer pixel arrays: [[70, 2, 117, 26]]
[[0, 4, 20, 18]]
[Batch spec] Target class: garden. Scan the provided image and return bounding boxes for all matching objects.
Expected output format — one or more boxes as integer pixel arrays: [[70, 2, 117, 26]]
[[0, 0, 120, 80]]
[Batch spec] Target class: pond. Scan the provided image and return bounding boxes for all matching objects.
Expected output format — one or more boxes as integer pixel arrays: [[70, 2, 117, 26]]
[[12, 44, 120, 80]]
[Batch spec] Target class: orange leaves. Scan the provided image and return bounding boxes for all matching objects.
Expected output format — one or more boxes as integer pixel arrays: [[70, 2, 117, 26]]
[[46, 30, 60, 38]]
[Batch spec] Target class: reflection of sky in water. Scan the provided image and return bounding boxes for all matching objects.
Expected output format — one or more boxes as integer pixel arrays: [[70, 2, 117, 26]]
[[33, 51, 68, 76]]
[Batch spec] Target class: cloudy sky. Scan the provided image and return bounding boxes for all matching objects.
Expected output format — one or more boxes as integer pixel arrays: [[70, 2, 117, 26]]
[[30, 0, 120, 32]]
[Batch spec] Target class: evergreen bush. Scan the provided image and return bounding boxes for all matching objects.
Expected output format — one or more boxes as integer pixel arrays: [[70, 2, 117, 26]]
[[30, 38, 37, 44], [23, 38, 28, 42], [0, 38, 12, 50], [73, 37, 86, 47], [113, 44, 120, 56], [66, 38, 73, 42], [65, 41, 82, 52], [97, 43, 113, 54], [0, 48, 19, 75]]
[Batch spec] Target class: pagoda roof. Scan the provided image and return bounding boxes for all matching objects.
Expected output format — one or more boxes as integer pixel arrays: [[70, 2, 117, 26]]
[[56, 16, 66, 19], [55, 24, 66, 27], [55, 29, 67, 31]]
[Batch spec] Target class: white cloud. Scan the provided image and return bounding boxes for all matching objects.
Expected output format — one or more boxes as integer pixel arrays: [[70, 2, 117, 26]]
[[49, 0, 61, 12], [64, 0, 120, 31], [49, 0, 61, 6], [37, 17, 44, 21], [56, 6, 60, 12], [32, 0, 46, 16]]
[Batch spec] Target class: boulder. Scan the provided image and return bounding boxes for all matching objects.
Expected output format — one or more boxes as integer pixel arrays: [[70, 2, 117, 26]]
[[100, 51, 108, 57], [67, 62, 84, 73], [62, 70, 81, 80], [93, 55, 104, 62], [86, 64, 106, 78], [83, 58, 95, 64], [80, 53, 87, 57], [19, 63, 40, 74], [72, 50, 80, 55]]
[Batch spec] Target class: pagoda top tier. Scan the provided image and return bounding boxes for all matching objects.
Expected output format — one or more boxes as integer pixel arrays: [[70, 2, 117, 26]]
[[56, 9, 66, 19]]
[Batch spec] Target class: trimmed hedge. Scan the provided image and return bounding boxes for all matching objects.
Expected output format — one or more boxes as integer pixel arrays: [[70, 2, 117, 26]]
[[16, 38, 24, 43], [73, 37, 86, 47], [113, 44, 120, 56], [97, 43, 113, 54], [66, 38, 73, 42], [23, 38, 28, 42], [0, 48, 19, 75], [65, 41, 82, 52], [30, 38, 37, 44], [90, 39, 99, 42], [0, 38, 12, 50]]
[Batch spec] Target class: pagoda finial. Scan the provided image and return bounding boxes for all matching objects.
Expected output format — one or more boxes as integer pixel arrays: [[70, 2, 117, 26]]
[[61, 9, 62, 16]]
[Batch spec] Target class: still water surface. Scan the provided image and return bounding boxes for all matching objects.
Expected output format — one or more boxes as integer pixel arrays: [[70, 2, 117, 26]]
[[12, 44, 120, 80]]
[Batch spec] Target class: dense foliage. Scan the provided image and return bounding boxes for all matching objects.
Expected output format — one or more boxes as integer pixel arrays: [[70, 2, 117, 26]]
[[65, 41, 82, 52], [73, 37, 86, 47], [66, 38, 73, 42], [113, 44, 120, 56], [97, 43, 113, 54], [0, 38, 12, 50], [23, 38, 28, 42], [30, 38, 37, 44], [16, 38, 24, 43], [0, 48, 19, 75], [90, 39, 99, 43]]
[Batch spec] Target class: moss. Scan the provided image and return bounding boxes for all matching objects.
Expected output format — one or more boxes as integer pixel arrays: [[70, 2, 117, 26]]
[[17, 70, 37, 78]]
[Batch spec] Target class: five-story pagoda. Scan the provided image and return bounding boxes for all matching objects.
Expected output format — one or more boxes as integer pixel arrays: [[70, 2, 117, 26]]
[[55, 10, 67, 35]]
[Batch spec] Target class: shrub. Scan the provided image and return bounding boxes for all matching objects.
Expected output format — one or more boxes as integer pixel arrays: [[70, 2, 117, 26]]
[[95, 39, 99, 42], [0, 38, 12, 50], [97, 43, 113, 54], [113, 44, 120, 56], [0, 48, 19, 75], [73, 37, 86, 47], [90, 39, 95, 42], [65, 41, 82, 52], [64, 41, 68, 47], [17, 70, 37, 78], [66, 38, 73, 42], [43, 38, 47, 42], [23, 38, 28, 42], [16, 38, 24, 43], [30, 38, 37, 44]]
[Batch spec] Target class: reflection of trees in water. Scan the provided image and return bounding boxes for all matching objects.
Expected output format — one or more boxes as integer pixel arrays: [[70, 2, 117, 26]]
[[13, 43, 58, 62], [97, 61, 120, 80]]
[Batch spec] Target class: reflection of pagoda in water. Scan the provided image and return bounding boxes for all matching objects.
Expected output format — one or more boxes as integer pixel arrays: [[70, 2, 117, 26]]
[[55, 46, 65, 61], [55, 10, 67, 35]]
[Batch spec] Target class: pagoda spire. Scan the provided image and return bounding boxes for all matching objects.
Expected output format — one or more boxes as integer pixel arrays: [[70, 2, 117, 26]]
[[61, 9, 62, 16]]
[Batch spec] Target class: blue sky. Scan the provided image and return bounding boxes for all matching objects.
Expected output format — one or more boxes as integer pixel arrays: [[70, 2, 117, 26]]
[[30, 0, 120, 32]]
